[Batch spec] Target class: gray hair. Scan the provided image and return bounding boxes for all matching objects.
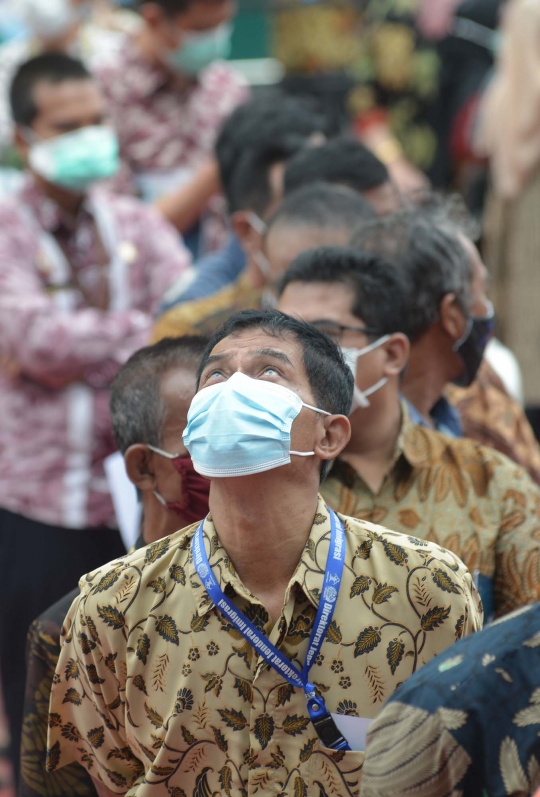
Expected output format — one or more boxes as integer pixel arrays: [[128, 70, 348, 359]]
[[109, 336, 208, 453], [351, 201, 473, 342], [267, 182, 375, 236]]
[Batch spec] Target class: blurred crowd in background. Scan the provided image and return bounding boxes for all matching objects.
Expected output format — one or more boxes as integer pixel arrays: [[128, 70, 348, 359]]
[[0, 0, 540, 794]]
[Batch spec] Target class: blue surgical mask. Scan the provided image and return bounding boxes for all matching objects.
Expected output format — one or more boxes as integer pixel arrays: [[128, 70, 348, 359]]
[[166, 22, 232, 76], [183, 371, 330, 478]]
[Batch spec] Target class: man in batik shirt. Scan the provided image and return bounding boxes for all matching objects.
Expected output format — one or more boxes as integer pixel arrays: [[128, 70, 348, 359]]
[[96, 0, 247, 249], [353, 201, 540, 484], [361, 602, 540, 796], [0, 53, 190, 775], [278, 247, 540, 619], [46, 310, 481, 797]]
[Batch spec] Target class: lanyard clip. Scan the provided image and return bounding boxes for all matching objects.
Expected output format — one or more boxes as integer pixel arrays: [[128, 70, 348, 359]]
[[306, 692, 350, 751]]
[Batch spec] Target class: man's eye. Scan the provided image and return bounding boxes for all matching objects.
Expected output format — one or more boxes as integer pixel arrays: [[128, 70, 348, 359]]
[[263, 367, 278, 376]]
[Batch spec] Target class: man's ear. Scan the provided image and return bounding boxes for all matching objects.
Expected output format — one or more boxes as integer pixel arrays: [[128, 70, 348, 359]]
[[314, 415, 351, 463], [439, 293, 468, 344], [231, 210, 262, 256], [382, 333, 410, 376], [124, 444, 156, 492]]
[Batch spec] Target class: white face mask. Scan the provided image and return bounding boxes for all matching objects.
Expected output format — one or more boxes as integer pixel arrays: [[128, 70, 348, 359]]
[[19, 0, 84, 40], [341, 335, 392, 412]]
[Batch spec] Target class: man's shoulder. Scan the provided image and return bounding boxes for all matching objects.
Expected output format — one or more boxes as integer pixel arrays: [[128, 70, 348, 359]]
[[199, 60, 248, 95], [390, 602, 540, 712], [162, 235, 245, 309], [93, 34, 132, 78], [152, 275, 253, 341], [341, 512, 472, 576], [409, 418, 535, 482]]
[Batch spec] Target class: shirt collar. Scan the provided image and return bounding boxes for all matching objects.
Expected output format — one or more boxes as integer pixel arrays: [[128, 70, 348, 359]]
[[403, 395, 462, 438], [189, 496, 334, 618], [19, 173, 95, 235], [399, 399, 450, 468], [330, 400, 449, 488]]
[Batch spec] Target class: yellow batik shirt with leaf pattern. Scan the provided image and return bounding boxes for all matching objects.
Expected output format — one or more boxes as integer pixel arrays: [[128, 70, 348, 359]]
[[322, 403, 540, 619], [47, 497, 481, 797]]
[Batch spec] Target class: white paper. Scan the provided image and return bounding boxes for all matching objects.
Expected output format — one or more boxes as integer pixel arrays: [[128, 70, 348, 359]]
[[104, 451, 141, 551], [331, 714, 373, 752]]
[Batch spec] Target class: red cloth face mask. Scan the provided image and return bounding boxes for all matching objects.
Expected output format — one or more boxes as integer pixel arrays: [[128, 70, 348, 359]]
[[147, 445, 210, 525]]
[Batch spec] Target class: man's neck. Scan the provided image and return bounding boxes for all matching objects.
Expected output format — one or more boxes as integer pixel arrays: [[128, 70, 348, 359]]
[[141, 495, 188, 545], [339, 388, 402, 493], [136, 25, 161, 67], [33, 173, 85, 220], [209, 475, 320, 621], [136, 26, 191, 89], [401, 340, 450, 420]]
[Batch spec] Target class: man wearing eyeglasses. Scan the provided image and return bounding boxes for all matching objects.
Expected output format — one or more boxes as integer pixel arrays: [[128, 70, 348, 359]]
[[278, 246, 540, 621]]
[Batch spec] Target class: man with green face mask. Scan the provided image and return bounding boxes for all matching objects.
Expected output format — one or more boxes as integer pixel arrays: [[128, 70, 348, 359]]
[[0, 52, 191, 778], [95, 0, 247, 246]]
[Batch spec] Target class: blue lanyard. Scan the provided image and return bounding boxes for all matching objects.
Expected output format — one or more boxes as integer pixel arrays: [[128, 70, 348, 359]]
[[192, 508, 350, 751]]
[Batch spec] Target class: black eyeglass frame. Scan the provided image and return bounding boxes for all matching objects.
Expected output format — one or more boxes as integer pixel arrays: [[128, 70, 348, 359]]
[[311, 319, 382, 341]]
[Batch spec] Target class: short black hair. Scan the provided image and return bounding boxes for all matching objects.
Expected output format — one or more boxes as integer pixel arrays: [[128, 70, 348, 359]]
[[110, 336, 208, 453], [10, 53, 91, 127], [284, 136, 390, 196], [267, 182, 375, 237], [198, 308, 353, 416], [279, 246, 409, 336], [216, 93, 326, 211], [352, 207, 472, 342], [227, 141, 295, 216]]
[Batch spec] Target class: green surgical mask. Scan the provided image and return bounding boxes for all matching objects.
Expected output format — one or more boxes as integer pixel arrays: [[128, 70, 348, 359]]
[[28, 125, 119, 193], [166, 22, 232, 76]]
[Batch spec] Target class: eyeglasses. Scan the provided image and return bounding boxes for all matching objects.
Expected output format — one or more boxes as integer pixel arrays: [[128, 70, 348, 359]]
[[311, 319, 381, 342]]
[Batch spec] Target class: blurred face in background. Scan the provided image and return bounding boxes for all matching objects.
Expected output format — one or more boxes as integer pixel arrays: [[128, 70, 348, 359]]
[[140, 0, 236, 76]]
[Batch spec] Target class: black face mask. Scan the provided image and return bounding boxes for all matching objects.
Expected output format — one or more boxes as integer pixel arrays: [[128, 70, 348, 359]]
[[452, 303, 495, 387]]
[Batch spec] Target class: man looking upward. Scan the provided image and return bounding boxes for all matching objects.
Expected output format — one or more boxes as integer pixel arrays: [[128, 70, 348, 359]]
[[47, 310, 480, 796]]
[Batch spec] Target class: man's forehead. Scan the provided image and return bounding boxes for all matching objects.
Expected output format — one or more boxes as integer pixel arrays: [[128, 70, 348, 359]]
[[33, 78, 103, 114], [280, 281, 356, 321], [209, 328, 301, 358]]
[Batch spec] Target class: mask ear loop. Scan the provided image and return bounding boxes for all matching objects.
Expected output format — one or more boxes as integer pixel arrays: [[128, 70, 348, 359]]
[[453, 316, 473, 352], [290, 402, 332, 456], [147, 444, 181, 458], [148, 446, 182, 501], [362, 377, 388, 398], [153, 490, 168, 506], [246, 211, 267, 235]]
